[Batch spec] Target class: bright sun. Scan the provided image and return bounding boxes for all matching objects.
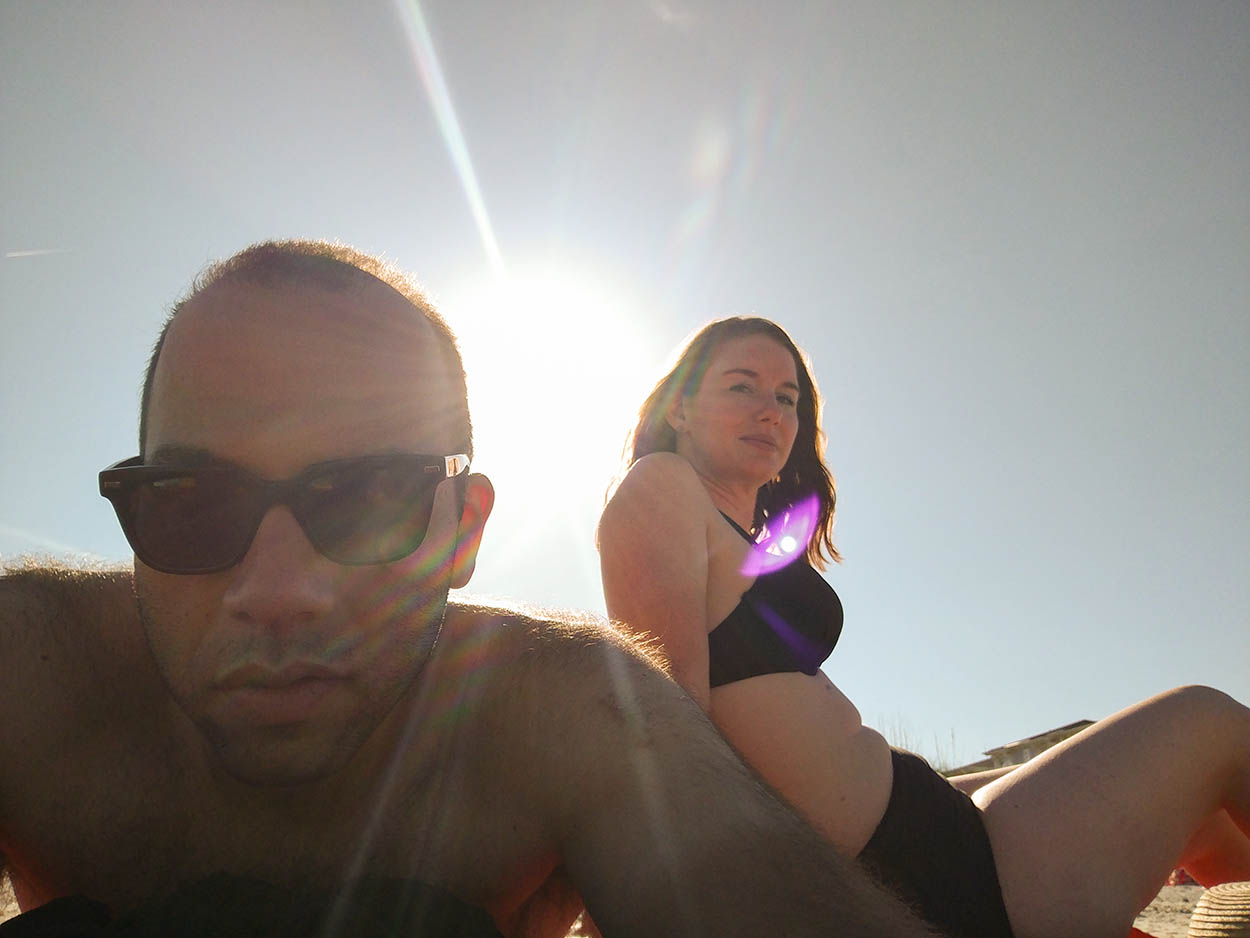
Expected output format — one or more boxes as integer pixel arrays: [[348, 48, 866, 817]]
[[439, 261, 666, 601]]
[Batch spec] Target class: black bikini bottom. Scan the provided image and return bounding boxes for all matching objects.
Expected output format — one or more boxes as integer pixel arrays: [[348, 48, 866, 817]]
[[859, 748, 1016, 938]]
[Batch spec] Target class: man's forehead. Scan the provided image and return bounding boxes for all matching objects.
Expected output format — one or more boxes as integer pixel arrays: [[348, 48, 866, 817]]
[[173, 278, 437, 352], [145, 280, 462, 465]]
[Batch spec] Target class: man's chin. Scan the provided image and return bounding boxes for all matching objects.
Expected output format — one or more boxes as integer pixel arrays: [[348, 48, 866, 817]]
[[199, 721, 355, 787], [221, 758, 331, 787]]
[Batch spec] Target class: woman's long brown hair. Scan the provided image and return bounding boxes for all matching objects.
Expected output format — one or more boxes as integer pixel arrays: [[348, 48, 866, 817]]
[[620, 317, 840, 568]]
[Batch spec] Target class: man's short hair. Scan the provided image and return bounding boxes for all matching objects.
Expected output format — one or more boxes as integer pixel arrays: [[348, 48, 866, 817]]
[[138, 239, 472, 457]]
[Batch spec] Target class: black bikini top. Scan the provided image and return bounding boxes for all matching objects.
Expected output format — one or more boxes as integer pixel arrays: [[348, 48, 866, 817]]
[[707, 513, 843, 688]]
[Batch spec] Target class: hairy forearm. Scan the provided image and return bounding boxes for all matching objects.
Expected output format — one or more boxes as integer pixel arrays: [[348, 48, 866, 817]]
[[526, 630, 940, 938], [574, 730, 940, 937]]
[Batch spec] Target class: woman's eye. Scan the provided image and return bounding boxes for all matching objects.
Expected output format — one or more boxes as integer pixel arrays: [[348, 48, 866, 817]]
[[778, 394, 797, 407], [729, 383, 752, 393]]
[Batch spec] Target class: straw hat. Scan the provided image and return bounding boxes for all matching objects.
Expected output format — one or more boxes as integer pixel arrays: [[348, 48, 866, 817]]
[[1188, 882, 1250, 938]]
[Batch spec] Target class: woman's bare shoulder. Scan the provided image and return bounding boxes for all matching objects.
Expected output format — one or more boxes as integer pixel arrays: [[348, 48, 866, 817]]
[[628, 450, 694, 475], [606, 453, 708, 517], [599, 455, 713, 553]]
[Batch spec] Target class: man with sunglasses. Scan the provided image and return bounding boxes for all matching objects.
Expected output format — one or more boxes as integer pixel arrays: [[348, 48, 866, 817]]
[[0, 241, 939, 938]]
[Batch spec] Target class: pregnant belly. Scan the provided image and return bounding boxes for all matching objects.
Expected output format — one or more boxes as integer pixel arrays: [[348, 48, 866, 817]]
[[709, 671, 894, 854]]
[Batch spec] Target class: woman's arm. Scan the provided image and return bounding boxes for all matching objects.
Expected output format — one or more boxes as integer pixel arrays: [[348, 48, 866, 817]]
[[597, 454, 714, 710], [947, 765, 1015, 795]]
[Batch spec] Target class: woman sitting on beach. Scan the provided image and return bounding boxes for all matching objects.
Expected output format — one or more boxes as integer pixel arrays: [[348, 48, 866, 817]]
[[596, 316, 1250, 938]]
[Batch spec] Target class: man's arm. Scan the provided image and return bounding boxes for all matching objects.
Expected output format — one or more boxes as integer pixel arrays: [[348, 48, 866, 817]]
[[498, 615, 941, 938]]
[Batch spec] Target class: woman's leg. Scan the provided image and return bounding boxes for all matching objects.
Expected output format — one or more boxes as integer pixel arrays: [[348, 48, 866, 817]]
[[948, 764, 1015, 796], [972, 685, 1250, 938], [1176, 808, 1250, 886]]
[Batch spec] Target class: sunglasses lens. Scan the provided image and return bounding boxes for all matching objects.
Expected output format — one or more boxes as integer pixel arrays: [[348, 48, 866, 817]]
[[102, 454, 459, 573], [297, 460, 441, 564], [125, 471, 259, 573]]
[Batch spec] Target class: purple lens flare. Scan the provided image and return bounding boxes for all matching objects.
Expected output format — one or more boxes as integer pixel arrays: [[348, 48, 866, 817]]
[[738, 493, 819, 576]]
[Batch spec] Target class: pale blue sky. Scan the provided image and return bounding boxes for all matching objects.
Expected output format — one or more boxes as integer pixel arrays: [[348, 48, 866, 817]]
[[2, 1, 1247, 767]]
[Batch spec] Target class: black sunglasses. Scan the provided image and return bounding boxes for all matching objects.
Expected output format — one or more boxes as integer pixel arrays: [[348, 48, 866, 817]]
[[99, 453, 470, 575]]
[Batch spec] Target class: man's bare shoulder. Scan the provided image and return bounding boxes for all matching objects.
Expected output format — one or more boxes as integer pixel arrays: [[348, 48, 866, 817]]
[[0, 556, 162, 752], [1, 555, 134, 610], [1, 555, 140, 658], [0, 559, 182, 907]]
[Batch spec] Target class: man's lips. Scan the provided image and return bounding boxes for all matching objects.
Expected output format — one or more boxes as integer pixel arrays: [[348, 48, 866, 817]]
[[214, 663, 349, 725], [217, 662, 344, 691]]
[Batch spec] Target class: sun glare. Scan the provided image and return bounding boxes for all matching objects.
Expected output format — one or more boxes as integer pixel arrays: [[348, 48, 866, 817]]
[[441, 263, 663, 577]]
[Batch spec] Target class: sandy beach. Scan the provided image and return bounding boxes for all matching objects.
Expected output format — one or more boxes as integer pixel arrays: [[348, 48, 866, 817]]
[[1133, 884, 1205, 938]]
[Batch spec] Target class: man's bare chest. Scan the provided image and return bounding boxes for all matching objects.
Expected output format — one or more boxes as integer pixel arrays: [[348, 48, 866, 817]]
[[6, 706, 556, 926]]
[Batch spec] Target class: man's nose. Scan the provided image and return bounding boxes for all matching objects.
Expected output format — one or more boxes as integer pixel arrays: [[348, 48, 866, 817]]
[[221, 506, 336, 629]]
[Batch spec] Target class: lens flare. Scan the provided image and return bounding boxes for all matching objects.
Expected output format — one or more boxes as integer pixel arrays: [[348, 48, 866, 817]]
[[739, 493, 819, 576], [392, 0, 504, 274]]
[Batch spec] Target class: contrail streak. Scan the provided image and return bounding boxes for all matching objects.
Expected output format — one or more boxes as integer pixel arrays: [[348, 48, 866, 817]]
[[6, 248, 76, 258]]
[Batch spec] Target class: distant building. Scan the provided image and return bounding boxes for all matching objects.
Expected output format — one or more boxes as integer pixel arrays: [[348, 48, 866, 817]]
[[945, 719, 1094, 777]]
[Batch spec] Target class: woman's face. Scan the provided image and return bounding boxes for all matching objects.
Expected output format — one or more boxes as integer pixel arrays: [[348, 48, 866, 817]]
[[669, 333, 801, 489]]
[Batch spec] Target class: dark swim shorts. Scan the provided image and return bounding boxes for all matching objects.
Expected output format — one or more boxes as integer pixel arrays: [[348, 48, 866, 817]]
[[859, 748, 1016, 938], [0, 874, 505, 938]]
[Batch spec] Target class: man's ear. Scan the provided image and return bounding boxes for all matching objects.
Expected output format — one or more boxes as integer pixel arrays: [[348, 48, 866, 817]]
[[450, 473, 494, 589]]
